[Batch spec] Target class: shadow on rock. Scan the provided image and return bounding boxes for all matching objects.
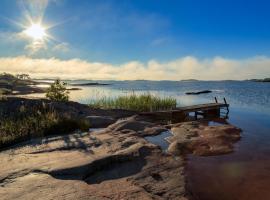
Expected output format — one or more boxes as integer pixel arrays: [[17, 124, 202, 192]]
[[48, 147, 150, 184]]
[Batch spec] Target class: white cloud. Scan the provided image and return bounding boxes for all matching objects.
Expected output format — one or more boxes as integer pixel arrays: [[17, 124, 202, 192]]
[[0, 56, 269, 80], [52, 43, 70, 52]]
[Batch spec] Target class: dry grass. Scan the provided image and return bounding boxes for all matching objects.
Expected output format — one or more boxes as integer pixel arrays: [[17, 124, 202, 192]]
[[0, 104, 90, 149]]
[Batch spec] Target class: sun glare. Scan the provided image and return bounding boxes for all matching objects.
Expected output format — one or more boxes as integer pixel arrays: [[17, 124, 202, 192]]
[[24, 24, 46, 40]]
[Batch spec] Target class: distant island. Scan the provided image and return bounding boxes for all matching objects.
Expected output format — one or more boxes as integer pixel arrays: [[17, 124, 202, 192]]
[[249, 78, 270, 82], [180, 79, 199, 82], [0, 73, 45, 95], [0, 73, 82, 95], [69, 82, 110, 86]]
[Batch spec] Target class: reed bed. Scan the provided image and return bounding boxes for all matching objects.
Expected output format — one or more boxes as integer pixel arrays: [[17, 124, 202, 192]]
[[89, 93, 177, 112]]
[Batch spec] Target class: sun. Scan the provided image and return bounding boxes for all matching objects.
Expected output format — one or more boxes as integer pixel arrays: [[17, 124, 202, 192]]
[[24, 23, 47, 40]]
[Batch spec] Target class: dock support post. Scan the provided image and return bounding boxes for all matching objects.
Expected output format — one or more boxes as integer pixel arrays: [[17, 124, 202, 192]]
[[205, 109, 220, 118], [172, 111, 187, 123], [223, 97, 229, 113], [223, 97, 227, 105]]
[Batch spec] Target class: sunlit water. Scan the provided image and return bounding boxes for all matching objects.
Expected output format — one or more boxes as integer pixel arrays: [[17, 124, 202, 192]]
[[27, 80, 270, 199]]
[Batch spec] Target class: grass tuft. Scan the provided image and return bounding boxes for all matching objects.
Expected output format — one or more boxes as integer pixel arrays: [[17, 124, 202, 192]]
[[89, 93, 177, 112]]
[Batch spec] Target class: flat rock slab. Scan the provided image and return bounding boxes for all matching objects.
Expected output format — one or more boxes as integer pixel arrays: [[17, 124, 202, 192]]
[[0, 119, 187, 200], [107, 117, 167, 137], [167, 121, 241, 156]]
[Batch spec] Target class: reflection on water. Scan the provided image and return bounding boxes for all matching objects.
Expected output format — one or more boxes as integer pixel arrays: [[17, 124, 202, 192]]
[[67, 81, 270, 114], [186, 109, 270, 200], [34, 84, 50, 88], [26, 80, 270, 113], [24, 80, 270, 199], [144, 130, 172, 151]]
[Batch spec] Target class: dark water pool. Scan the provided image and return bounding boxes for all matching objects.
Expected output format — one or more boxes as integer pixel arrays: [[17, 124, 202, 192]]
[[186, 108, 270, 200], [144, 130, 172, 151]]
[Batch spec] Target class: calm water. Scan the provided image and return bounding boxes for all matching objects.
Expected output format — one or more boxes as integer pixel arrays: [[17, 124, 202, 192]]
[[30, 80, 270, 199], [33, 80, 270, 112], [144, 130, 172, 151]]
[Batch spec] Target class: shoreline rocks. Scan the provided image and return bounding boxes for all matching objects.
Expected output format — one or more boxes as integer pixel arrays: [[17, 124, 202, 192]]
[[0, 97, 242, 200], [0, 118, 187, 200], [167, 121, 241, 156]]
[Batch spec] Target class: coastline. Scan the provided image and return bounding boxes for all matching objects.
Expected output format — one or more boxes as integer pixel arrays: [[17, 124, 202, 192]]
[[1, 78, 270, 200], [0, 97, 242, 200]]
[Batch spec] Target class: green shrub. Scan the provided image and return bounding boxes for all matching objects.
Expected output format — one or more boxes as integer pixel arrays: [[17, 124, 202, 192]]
[[46, 79, 69, 102]]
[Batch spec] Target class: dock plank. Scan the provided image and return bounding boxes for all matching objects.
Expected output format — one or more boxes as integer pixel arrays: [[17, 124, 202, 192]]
[[140, 103, 229, 115], [176, 103, 229, 112], [139, 102, 229, 122]]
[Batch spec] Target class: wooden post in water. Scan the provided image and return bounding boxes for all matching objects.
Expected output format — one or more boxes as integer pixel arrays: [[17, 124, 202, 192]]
[[223, 97, 229, 113], [172, 111, 187, 123], [215, 97, 218, 103], [223, 97, 227, 105]]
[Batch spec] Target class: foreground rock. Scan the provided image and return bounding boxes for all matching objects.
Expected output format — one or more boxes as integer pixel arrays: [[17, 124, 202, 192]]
[[0, 98, 242, 199], [107, 116, 167, 136], [0, 119, 187, 200], [167, 121, 241, 156]]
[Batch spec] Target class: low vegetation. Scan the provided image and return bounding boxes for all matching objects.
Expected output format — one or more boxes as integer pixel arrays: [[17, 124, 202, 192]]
[[46, 79, 69, 102], [250, 78, 270, 82], [89, 93, 177, 112], [0, 103, 90, 148]]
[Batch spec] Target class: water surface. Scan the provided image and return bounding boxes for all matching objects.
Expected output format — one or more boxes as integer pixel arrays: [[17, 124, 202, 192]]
[[28, 80, 270, 199]]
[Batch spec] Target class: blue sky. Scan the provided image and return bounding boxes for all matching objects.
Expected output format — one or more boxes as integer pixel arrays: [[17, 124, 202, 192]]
[[0, 0, 270, 80]]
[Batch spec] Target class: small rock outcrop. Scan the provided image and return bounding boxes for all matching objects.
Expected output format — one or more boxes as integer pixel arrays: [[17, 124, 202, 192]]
[[85, 115, 116, 128], [185, 90, 212, 95], [107, 117, 167, 136], [167, 121, 241, 156]]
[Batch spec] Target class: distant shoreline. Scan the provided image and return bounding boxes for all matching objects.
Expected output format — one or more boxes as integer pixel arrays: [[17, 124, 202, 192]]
[[248, 78, 270, 82], [69, 82, 110, 86]]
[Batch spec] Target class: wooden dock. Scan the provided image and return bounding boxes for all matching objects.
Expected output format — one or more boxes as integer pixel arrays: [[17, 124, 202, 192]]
[[139, 97, 229, 123]]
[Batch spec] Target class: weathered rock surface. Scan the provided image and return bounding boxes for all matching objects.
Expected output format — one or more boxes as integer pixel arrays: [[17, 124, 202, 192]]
[[0, 98, 242, 200], [85, 115, 116, 128], [167, 121, 241, 156], [107, 117, 167, 137], [0, 119, 187, 200]]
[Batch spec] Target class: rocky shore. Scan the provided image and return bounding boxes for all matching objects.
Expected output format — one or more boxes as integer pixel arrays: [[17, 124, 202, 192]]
[[0, 97, 241, 200]]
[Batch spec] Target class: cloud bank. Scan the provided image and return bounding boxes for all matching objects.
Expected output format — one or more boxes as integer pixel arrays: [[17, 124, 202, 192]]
[[0, 56, 269, 80]]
